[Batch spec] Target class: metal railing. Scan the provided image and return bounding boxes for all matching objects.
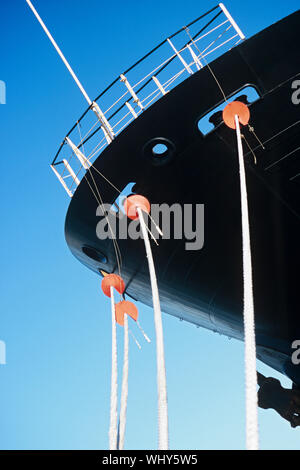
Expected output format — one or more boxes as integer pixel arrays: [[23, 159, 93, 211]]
[[51, 3, 245, 197]]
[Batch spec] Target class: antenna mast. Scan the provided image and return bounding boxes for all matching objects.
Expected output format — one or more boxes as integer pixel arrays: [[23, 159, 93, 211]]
[[25, 0, 114, 140]]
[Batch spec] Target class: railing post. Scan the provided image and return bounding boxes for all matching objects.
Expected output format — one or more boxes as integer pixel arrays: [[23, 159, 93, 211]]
[[62, 159, 80, 186], [186, 44, 203, 70], [219, 3, 245, 40], [120, 74, 144, 110], [167, 38, 193, 75], [152, 76, 167, 95], [91, 101, 115, 142], [125, 101, 138, 118], [50, 164, 73, 197], [65, 136, 91, 170]]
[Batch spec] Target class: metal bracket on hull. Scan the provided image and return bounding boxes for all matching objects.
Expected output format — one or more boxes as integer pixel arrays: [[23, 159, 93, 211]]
[[258, 373, 300, 428]]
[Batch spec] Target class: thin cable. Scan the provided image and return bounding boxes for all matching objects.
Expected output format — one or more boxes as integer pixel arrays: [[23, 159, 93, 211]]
[[137, 320, 151, 343], [88, 167, 122, 277], [109, 286, 118, 450], [242, 134, 257, 165], [87, 163, 121, 194], [79, 118, 103, 144], [129, 329, 141, 350], [248, 125, 265, 150], [75, 121, 122, 194], [196, 24, 232, 57], [184, 26, 228, 103], [148, 213, 163, 237], [84, 169, 122, 277], [137, 207, 169, 450], [118, 314, 129, 450], [145, 224, 159, 246], [76, 122, 123, 277], [234, 114, 259, 450]]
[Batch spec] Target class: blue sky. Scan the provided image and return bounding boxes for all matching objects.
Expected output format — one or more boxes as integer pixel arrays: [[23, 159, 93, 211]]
[[1, 0, 299, 450]]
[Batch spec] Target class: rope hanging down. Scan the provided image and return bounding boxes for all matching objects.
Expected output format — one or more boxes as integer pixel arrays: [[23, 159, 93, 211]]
[[114, 298, 140, 449], [109, 285, 118, 450], [124, 195, 169, 450], [119, 314, 129, 450], [101, 275, 125, 449], [102, 275, 142, 450], [26, 0, 161, 449], [223, 101, 259, 450], [138, 207, 169, 450]]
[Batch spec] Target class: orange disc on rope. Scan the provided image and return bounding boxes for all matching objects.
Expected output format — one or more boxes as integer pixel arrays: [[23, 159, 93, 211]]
[[222, 101, 250, 129], [123, 195, 150, 220], [101, 273, 125, 297], [115, 300, 138, 326]]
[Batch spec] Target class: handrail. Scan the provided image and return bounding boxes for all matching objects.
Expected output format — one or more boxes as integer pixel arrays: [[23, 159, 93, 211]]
[[51, 4, 245, 196]]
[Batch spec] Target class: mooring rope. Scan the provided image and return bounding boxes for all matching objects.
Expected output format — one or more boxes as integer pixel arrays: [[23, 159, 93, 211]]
[[27, 0, 157, 451], [234, 114, 259, 450], [118, 314, 129, 450], [137, 206, 169, 450], [109, 286, 118, 450]]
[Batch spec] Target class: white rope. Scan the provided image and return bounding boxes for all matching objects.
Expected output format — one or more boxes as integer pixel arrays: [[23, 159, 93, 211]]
[[234, 115, 259, 450], [109, 286, 118, 450], [137, 207, 169, 450], [118, 314, 129, 450]]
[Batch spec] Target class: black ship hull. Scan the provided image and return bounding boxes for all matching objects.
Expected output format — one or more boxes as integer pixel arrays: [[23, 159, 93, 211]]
[[65, 12, 300, 384]]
